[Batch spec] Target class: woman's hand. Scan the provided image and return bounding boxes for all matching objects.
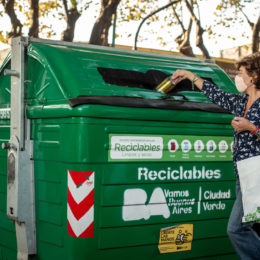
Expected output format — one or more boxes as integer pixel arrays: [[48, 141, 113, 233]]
[[171, 69, 204, 90], [171, 70, 194, 85], [231, 117, 256, 133]]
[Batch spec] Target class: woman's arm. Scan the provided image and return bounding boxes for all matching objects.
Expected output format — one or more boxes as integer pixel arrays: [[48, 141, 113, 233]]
[[171, 69, 204, 90], [172, 70, 260, 139], [171, 69, 242, 115]]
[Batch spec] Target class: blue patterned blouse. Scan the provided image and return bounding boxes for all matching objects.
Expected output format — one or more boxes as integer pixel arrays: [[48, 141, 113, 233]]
[[202, 80, 260, 174]]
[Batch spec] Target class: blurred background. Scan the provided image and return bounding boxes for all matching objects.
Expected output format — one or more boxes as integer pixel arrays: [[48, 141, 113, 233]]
[[0, 0, 259, 78]]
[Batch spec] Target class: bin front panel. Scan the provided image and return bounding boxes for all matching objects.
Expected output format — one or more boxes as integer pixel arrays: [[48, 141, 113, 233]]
[[0, 60, 16, 260], [0, 120, 16, 259], [31, 114, 237, 260]]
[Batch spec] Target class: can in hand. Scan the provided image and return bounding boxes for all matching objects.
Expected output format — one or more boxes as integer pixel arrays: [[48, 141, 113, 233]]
[[155, 76, 175, 94]]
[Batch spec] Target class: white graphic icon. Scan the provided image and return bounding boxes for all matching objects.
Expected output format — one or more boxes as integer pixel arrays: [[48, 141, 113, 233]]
[[206, 140, 216, 153], [219, 140, 228, 153], [181, 140, 192, 153], [168, 139, 179, 152], [122, 188, 170, 221], [194, 140, 204, 153]]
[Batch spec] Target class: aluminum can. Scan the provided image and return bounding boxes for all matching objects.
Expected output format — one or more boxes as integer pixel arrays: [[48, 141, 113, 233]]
[[155, 76, 175, 93]]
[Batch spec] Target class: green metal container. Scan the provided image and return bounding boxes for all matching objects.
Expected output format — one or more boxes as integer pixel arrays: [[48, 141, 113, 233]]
[[0, 37, 238, 260]]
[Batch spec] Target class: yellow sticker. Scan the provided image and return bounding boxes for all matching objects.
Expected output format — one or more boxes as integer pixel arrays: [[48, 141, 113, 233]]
[[158, 224, 193, 254]]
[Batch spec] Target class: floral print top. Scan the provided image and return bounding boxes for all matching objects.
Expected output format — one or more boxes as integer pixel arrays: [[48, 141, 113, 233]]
[[202, 80, 260, 174]]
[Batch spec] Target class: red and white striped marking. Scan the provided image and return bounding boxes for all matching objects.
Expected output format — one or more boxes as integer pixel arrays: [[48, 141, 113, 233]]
[[67, 170, 94, 238]]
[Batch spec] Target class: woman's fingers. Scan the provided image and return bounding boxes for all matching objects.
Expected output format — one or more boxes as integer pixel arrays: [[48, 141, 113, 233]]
[[231, 117, 252, 132], [171, 70, 187, 84]]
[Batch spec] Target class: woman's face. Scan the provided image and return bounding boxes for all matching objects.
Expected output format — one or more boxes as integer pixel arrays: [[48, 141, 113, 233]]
[[237, 66, 253, 87]]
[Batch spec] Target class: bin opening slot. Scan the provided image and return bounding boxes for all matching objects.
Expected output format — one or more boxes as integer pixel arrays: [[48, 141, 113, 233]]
[[97, 67, 166, 90], [97, 67, 214, 93]]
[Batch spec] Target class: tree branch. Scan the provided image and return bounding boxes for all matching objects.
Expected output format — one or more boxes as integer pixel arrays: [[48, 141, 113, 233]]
[[63, 0, 69, 16], [61, 0, 80, 42], [89, 0, 120, 46], [2, 0, 23, 37], [240, 7, 254, 30], [183, 0, 210, 59], [29, 0, 39, 38], [171, 4, 185, 32], [252, 15, 260, 53]]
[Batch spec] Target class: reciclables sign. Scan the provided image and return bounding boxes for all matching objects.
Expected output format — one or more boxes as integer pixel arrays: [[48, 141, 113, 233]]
[[108, 134, 233, 162]]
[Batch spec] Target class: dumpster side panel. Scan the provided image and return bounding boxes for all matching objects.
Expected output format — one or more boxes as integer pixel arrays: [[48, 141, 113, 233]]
[[31, 114, 237, 260], [0, 123, 17, 260], [0, 61, 17, 260]]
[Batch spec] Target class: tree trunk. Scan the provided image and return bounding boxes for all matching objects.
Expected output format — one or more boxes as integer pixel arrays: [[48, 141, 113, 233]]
[[252, 15, 260, 53], [194, 20, 210, 59], [29, 0, 39, 38], [177, 35, 195, 57], [183, 0, 210, 59], [2, 0, 23, 38], [171, 3, 195, 57], [61, 0, 80, 42], [175, 19, 195, 57], [89, 0, 120, 46]]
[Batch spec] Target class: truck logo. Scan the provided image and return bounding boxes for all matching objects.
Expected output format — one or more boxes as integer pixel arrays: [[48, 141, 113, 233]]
[[67, 170, 95, 238]]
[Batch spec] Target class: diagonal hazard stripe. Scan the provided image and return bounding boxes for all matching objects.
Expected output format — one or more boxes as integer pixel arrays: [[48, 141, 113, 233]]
[[67, 170, 95, 238], [67, 219, 94, 238], [78, 222, 93, 238], [67, 188, 94, 220], [68, 171, 94, 204], [67, 204, 94, 238], [67, 219, 77, 237], [68, 170, 94, 187]]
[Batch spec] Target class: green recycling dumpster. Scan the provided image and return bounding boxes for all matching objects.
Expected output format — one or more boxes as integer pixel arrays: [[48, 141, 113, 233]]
[[0, 37, 238, 260]]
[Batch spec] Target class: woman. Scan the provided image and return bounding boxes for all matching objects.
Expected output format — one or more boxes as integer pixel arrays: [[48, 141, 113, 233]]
[[171, 52, 260, 260]]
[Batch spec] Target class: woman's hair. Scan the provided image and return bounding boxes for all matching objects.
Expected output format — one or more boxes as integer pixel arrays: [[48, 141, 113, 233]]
[[236, 52, 260, 89]]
